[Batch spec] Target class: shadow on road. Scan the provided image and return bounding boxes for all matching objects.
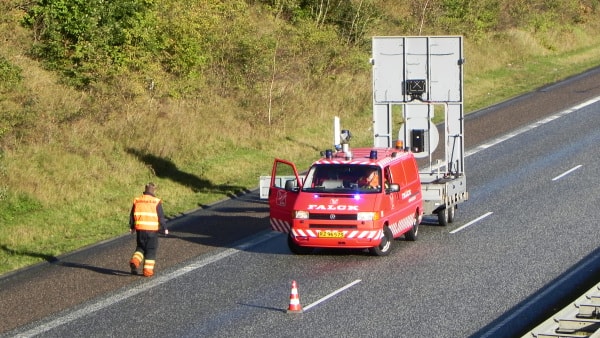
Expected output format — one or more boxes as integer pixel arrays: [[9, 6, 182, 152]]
[[56, 261, 131, 276], [0, 245, 132, 281]]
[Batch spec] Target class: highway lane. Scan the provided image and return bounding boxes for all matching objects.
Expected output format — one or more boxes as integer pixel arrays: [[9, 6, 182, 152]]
[[6, 99, 600, 337]]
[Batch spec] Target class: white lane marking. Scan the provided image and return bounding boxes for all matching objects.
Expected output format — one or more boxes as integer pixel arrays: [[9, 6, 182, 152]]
[[465, 97, 600, 158], [14, 230, 282, 337], [552, 165, 582, 181], [450, 212, 493, 234], [303, 279, 362, 312]]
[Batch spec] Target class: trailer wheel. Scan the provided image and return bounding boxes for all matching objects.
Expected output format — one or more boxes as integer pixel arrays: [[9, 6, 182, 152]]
[[369, 226, 394, 256], [404, 213, 419, 241], [438, 208, 449, 226], [447, 205, 455, 223], [287, 235, 313, 255]]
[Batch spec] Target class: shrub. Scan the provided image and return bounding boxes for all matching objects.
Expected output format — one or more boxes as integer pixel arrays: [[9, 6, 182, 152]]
[[22, 0, 158, 87]]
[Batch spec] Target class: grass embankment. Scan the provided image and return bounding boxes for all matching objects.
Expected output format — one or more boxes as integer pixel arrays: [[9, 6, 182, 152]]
[[1, 1, 600, 275]]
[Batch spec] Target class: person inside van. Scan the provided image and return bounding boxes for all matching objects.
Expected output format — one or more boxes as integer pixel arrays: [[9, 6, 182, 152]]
[[359, 168, 380, 189]]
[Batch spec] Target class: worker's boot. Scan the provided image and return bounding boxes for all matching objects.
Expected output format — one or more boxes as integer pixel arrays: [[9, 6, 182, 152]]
[[129, 252, 143, 275], [143, 260, 155, 277]]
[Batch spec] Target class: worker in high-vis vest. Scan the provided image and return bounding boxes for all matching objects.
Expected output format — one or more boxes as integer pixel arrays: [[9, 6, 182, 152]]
[[129, 182, 167, 277]]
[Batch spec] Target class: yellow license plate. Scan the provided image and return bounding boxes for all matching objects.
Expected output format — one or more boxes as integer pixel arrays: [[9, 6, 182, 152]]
[[318, 230, 344, 238]]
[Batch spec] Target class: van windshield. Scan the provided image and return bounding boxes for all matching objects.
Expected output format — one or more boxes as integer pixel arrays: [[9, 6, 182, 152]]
[[302, 164, 381, 193]]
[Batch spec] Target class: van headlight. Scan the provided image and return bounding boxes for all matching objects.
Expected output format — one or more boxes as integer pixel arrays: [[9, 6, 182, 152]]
[[293, 210, 309, 219], [357, 212, 379, 221]]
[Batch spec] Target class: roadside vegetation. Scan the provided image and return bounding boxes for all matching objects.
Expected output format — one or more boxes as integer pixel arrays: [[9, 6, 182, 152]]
[[1, 0, 600, 275]]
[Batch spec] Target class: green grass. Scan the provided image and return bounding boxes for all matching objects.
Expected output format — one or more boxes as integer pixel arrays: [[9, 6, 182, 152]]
[[1, 1, 600, 276]]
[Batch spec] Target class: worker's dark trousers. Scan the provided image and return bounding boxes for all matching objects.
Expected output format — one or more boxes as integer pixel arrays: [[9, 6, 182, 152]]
[[135, 230, 158, 261], [131, 230, 159, 276]]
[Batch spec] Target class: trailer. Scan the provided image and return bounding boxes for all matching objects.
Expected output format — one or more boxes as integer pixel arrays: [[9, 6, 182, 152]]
[[371, 36, 468, 225]]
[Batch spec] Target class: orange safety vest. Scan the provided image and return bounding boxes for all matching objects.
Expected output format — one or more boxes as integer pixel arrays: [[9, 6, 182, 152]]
[[132, 194, 161, 231], [359, 171, 379, 188], [368, 172, 379, 188]]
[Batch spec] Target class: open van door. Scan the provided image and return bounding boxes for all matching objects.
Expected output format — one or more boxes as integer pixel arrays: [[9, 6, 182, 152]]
[[269, 159, 302, 233]]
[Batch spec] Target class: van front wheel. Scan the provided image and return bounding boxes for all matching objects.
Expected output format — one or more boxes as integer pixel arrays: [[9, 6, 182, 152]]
[[369, 226, 394, 256], [288, 235, 313, 255]]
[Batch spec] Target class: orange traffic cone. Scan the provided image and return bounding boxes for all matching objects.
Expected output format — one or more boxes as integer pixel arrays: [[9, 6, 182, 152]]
[[286, 280, 303, 313]]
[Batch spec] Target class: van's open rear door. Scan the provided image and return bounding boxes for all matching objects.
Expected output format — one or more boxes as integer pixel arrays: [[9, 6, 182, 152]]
[[268, 159, 302, 233]]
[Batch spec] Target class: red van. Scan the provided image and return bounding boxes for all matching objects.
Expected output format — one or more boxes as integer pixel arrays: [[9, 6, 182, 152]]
[[269, 147, 423, 256]]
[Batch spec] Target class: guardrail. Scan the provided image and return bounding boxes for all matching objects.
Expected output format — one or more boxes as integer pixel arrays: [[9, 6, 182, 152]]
[[523, 282, 600, 337]]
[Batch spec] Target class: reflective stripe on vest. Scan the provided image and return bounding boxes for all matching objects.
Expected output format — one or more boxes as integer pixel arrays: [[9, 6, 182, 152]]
[[133, 195, 161, 231]]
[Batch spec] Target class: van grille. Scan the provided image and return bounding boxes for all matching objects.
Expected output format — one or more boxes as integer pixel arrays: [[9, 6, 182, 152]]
[[309, 213, 357, 220], [309, 224, 358, 229]]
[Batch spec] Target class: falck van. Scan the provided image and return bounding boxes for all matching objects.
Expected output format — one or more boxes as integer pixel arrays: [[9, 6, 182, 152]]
[[269, 147, 423, 256]]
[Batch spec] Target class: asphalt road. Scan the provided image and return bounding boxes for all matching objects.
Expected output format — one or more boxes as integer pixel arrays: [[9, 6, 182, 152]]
[[2, 66, 600, 337]]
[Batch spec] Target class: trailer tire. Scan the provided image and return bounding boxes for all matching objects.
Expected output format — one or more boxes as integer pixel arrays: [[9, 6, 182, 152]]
[[447, 205, 455, 223], [438, 208, 449, 227], [369, 226, 394, 256], [404, 213, 419, 241], [288, 235, 313, 255]]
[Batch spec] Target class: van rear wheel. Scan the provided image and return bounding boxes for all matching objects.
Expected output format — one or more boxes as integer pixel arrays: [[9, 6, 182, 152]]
[[369, 226, 394, 256], [404, 214, 419, 241]]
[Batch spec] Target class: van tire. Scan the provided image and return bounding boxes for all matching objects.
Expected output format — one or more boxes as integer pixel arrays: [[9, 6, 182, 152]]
[[288, 235, 313, 255], [405, 214, 419, 241], [369, 226, 394, 256]]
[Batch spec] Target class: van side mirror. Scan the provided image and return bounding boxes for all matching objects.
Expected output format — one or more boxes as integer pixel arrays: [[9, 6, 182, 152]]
[[387, 183, 400, 193], [285, 179, 298, 191]]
